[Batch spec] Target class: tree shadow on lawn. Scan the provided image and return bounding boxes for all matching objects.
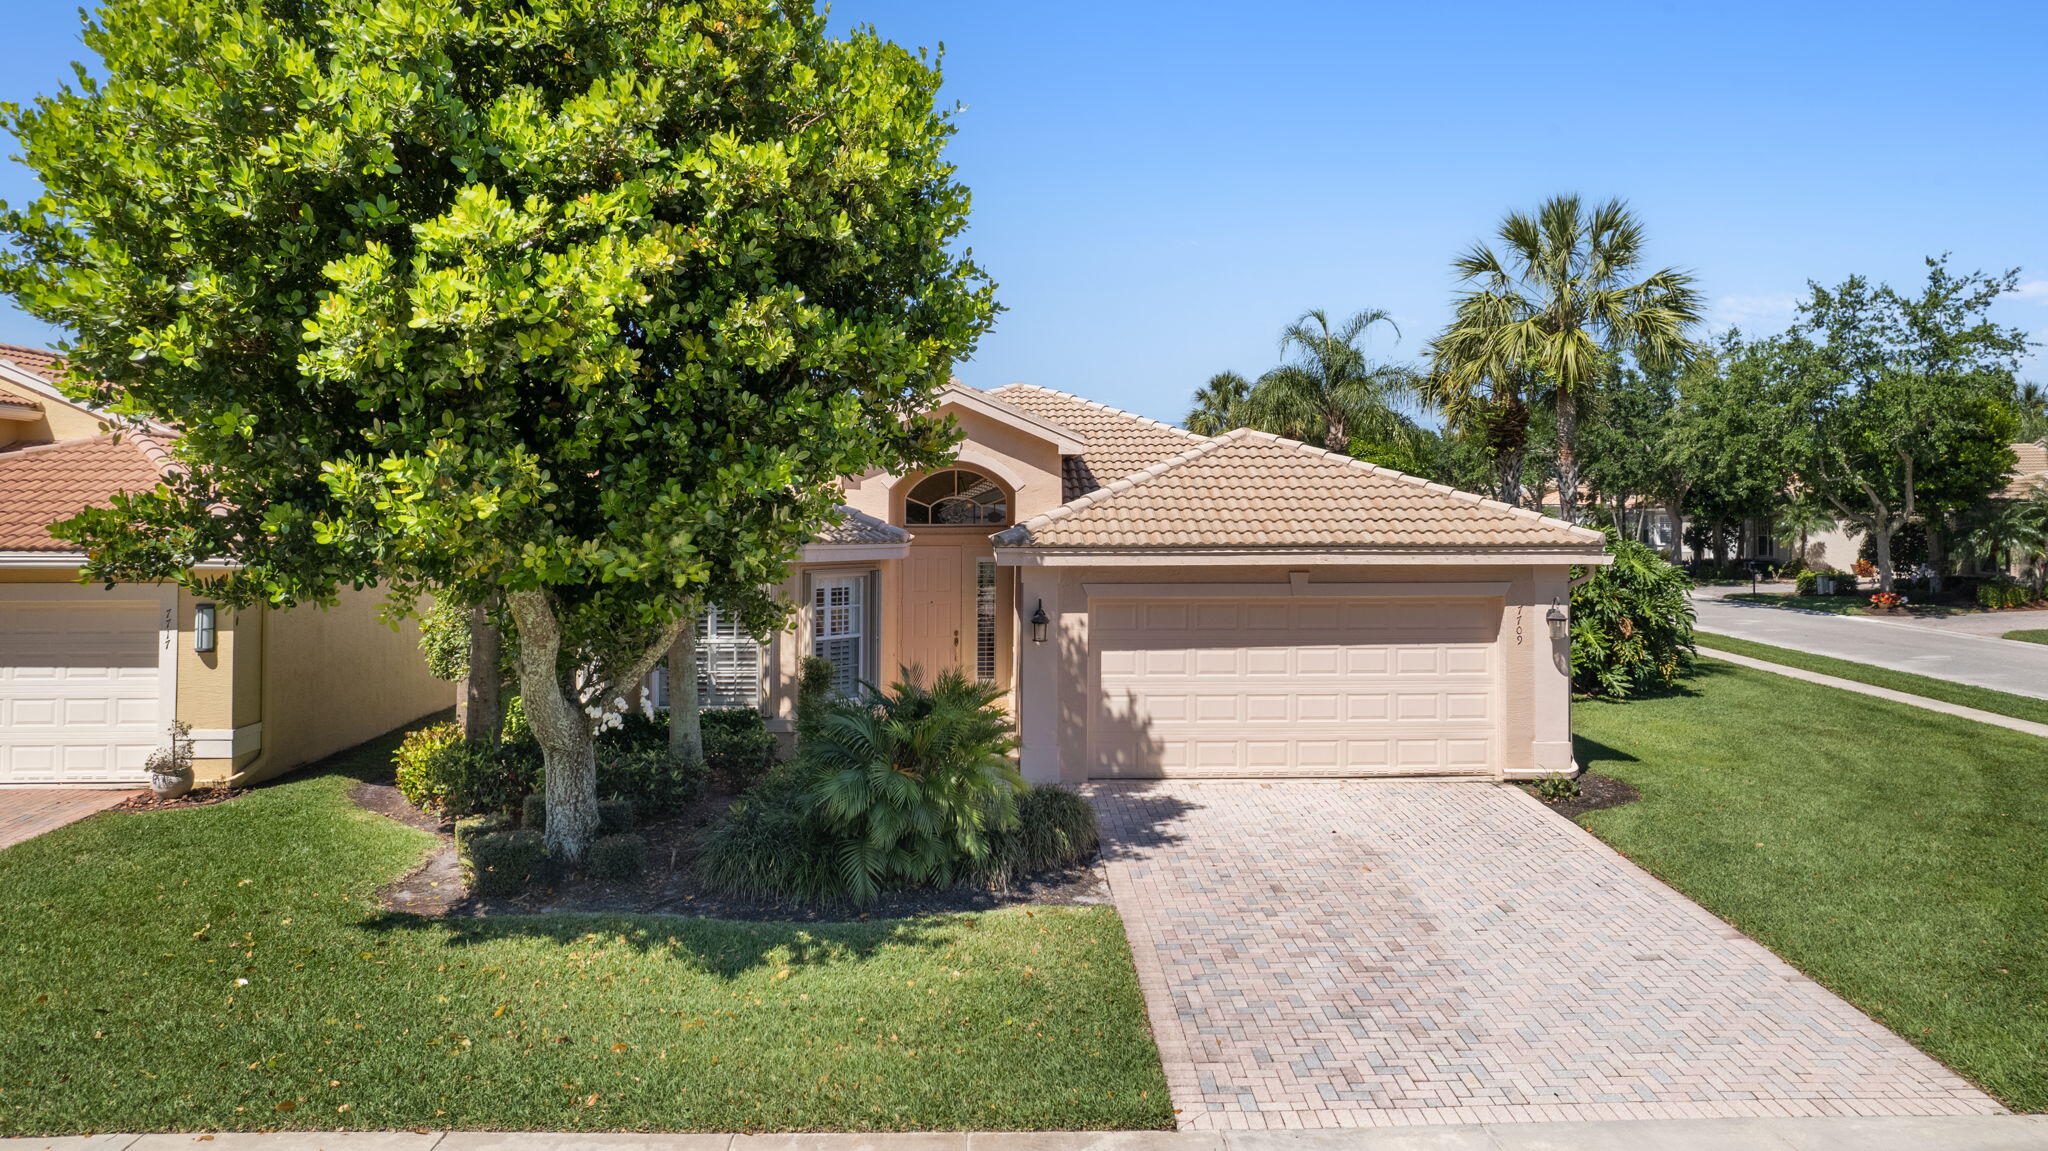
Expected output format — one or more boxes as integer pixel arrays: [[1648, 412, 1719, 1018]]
[[354, 904, 968, 980]]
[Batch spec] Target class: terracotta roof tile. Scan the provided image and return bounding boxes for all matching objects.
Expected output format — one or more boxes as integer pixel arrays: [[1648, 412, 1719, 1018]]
[[0, 342, 65, 383], [994, 428, 1606, 552], [0, 385, 41, 411], [816, 504, 909, 545], [2000, 441, 2048, 500], [0, 433, 171, 551], [987, 384, 1208, 500]]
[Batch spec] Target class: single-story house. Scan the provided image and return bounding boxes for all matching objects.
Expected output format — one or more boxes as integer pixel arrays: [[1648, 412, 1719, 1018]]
[[658, 383, 1609, 783], [0, 345, 450, 790]]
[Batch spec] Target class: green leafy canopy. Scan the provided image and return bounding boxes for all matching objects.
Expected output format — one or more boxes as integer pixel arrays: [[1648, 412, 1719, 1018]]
[[1, 0, 999, 658]]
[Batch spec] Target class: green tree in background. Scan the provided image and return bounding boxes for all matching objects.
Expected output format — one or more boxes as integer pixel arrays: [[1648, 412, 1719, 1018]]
[[1772, 259, 2024, 591], [1185, 370, 1251, 436], [1436, 195, 1702, 521], [4, 0, 996, 859], [1242, 308, 1419, 454]]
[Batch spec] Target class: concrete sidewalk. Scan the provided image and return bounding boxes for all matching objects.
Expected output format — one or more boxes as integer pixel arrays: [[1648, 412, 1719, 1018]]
[[12, 1119, 2048, 1151], [1691, 593, 2048, 700], [1699, 646, 2048, 739]]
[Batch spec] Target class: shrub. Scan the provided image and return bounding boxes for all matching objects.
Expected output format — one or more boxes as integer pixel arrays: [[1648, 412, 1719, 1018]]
[[394, 723, 531, 816], [597, 746, 703, 818], [520, 791, 546, 830], [698, 763, 842, 902], [468, 829, 548, 897], [701, 708, 778, 790], [974, 785, 1100, 889], [1532, 773, 1581, 802], [600, 708, 668, 754], [598, 798, 635, 835], [795, 656, 838, 743], [453, 812, 509, 861], [807, 670, 1024, 901], [1981, 581, 2039, 609], [1570, 534, 1697, 699], [586, 833, 649, 881], [1775, 555, 1807, 579], [1795, 571, 1820, 597]]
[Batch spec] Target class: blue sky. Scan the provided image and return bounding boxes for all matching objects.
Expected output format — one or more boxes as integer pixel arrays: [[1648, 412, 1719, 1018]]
[[3, 1, 2043, 425]]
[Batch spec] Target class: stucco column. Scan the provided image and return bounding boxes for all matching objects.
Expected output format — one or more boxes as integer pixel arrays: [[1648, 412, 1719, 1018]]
[[1014, 566, 1061, 784], [1524, 566, 1576, 776]]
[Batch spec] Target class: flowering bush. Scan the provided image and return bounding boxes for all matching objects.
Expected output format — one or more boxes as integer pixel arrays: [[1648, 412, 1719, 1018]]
[[1868, 591, 1905, 611], [1852, 559, 1877, 578]]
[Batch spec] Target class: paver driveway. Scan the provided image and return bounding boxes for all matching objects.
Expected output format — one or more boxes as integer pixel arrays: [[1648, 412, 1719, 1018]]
[[1090, 780, 2000, 1130], [0, 788, 134, 849]]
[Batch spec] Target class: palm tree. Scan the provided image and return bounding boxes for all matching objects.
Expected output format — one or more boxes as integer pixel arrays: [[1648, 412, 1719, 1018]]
[[1440, 195, 1703, 521], [1243, 308, 1418, 454], [1774, 498, 1838, 568], [2016, 380, 2048, 442], [1425, 291, 1537, 508], [1185, 370, 1251, 436]]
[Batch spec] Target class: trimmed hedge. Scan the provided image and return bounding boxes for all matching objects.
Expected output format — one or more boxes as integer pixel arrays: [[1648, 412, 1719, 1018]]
[[974, 785, 1100, 889], [701, 708, 778, 790], [468, 829, 547, 897], [587, 833, 649, 881], [393, 722, 529, 816], [520, 794, 635, 835]]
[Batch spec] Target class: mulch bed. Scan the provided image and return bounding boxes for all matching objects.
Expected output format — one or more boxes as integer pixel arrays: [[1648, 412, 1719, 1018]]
[[1516, 770, 1639, 821], [352, 778, 1109, 923], [110, 787, 242, 814]]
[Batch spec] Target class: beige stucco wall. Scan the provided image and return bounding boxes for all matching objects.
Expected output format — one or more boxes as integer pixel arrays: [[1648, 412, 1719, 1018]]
[[839, 402, 1068, 526], [1012, 562, 1578, 785], [236, 586, 450, 785], [0, 397, 106, 449]]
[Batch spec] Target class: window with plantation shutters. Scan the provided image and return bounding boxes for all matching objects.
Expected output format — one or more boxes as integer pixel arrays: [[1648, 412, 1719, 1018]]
[[812, 575, 866, 697], [697, 608, 761, 708], [975, 560, 998, 683]]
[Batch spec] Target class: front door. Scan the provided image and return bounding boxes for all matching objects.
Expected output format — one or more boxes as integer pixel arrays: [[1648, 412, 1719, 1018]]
[[901, 543, 965, 681]]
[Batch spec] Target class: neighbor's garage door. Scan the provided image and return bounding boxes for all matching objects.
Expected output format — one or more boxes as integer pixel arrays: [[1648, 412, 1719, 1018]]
[[0, 599, 162, 786], [1089, 596, 1499, 778]]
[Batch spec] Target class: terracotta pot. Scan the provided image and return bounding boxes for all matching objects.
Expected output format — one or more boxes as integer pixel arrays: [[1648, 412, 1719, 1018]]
[[150, 771, 193, 801]]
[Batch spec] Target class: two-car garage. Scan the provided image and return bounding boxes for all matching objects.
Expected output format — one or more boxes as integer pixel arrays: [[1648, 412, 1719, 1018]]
[[1086, 591, 1502, 778]]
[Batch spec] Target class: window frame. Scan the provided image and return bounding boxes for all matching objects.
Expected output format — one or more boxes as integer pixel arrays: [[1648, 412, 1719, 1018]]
[[810, 570, 878, 697], [902, 468, 1012, 528]]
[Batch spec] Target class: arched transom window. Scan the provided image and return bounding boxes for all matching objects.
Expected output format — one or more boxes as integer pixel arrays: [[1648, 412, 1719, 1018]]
[[904, 468, 1010, 526]]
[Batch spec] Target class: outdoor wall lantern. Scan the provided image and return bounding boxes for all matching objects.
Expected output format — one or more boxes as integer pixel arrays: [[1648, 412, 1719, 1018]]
[[194, 603, 218, 653], [1544, 600, 1569, 641], [1030, 599, 1049, 645]]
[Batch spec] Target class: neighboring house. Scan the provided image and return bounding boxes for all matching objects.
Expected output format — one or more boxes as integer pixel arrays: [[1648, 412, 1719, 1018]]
[[1999, 440, 2048, 500], [661, 382, 1608, 783], [0, 345, 450, 790]]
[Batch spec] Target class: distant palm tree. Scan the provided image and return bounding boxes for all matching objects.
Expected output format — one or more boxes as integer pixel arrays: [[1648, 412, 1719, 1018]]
[[1440, 195, 1703, 521], [2016, 380, 2048, 442], [1773, 498, 1838, 567], [1185, 370, 1251, 436], [1425, 291, 1537, 508], [1243, 308, 1418, 454]]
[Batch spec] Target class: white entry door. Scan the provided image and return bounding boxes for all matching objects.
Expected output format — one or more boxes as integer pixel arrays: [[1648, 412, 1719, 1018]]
[[0, 597, 166, 786], [1088, 595, 1501, 778]]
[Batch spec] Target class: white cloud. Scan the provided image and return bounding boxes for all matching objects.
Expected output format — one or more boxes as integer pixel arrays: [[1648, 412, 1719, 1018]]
[[1708, 293, 1801, 335], [2011, 279, 2048, 303]]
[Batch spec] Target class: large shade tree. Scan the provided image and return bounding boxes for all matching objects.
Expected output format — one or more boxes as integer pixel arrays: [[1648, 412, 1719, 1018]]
[[1772, 260, 2025, 591], [3, 0, 996, 859], [1435, 195, 1702, 521]]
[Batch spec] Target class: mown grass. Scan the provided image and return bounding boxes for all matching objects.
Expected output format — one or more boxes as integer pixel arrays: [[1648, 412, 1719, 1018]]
[[1574, 659, 2048, 1110], [1695, 630, 2048, 726], [0, 724, 1170, 1135], [2006, 629, 2048, 646], [1723, 591, 1867, 614]]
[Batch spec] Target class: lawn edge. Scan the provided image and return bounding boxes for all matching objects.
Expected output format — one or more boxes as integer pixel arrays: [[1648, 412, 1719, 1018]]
[[1693, 631, 2048, 726]]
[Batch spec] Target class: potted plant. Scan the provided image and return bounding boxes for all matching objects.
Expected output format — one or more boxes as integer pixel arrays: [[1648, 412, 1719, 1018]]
[[145, 721, 196, 800]]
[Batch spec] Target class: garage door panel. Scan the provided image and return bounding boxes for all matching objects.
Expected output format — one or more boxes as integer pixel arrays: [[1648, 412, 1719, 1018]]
[[1091, 595, 1499, 779], [2, 599, 161, 786]]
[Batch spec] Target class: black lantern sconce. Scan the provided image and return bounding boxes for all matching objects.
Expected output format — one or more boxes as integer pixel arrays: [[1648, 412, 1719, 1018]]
[[1544, 600, 1568, 641], [1030, 599, 1049, 644], [194, 603, 218, 653]]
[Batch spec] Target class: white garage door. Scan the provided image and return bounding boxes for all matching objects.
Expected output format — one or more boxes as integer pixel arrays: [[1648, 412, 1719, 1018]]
[[1089, 596, 1500, 778], [0, 600, 163, 786]]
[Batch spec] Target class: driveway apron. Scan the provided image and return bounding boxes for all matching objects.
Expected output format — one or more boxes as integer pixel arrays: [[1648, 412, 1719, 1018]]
[[1089, 780, 2000, 1130]]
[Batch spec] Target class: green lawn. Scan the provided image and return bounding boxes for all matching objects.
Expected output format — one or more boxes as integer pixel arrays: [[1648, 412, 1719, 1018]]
[[1574, 660, 2048, 1111], [0, 726, 1170, 1136], [1695, 630, 2048, 726], [1724, 591, 1866, 615], [2006, 629, 2048, 646]]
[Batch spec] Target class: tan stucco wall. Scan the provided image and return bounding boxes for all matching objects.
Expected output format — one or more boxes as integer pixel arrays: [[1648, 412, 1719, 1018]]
[[839, 402, 1068, 526], [0, 403, 106, 449], [237, 586, 450, 785], [1013, 562, 1577, 785]]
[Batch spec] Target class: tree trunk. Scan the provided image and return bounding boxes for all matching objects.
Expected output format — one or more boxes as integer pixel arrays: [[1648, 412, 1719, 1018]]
[[1873, 524, 1896, 593], [1665, 499, 1686, 564], [1712, 519, 1730, 569], [668, 618, 703, 762], [504, 590, 599, 861], [459, 604, 503, 744], [1496, 445, 1526, 509], [1926, 515, 1948, 593], [1554, 389, 1581, 523]]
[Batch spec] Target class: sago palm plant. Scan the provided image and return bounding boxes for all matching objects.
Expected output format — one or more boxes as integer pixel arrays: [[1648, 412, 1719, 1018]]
[[804, 668, 1023, 903]]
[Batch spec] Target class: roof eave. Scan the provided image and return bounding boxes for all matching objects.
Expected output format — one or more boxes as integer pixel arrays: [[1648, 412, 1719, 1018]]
[[993, 545, 1614, 568]]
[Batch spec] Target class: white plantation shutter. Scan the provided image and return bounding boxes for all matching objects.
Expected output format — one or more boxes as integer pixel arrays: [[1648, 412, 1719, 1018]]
[[696, 608, 761, 708], [812, 575, 867, 697]]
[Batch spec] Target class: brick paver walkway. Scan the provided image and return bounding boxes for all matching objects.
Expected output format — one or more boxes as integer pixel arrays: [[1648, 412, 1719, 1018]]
[[0, 788, 135, 849], [1090, 780, 2001, 1130]]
